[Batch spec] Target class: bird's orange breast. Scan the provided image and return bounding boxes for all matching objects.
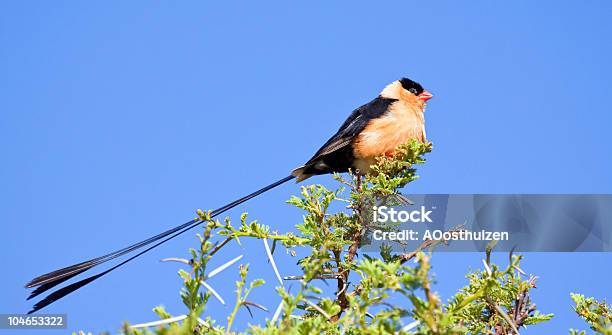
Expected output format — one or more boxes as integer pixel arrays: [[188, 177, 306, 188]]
[[352, 101, 425, 172]]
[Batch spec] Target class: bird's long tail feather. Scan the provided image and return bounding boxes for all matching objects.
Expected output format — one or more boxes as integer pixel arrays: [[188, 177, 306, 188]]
[[25, 174, 295, 314]]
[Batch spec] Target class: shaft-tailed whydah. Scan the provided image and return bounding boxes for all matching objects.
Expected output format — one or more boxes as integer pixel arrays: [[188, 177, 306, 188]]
[[25, 77, 433, 313]]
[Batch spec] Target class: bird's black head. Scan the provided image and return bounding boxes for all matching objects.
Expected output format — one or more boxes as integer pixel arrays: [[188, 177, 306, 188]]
[[399, 77, 425, 96]]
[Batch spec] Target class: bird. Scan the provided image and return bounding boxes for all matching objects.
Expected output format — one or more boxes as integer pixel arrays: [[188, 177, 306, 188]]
[[25, 77, 432, 313]]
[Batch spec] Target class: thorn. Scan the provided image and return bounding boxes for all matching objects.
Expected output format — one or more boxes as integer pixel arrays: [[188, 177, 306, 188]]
[[263, 238, 283, 286], [159, 257, 190, 265], [271, 300, 284, 324], [207, 255, 243, 279], [482, 259, 493, 276], [200, 280, 225, 305]]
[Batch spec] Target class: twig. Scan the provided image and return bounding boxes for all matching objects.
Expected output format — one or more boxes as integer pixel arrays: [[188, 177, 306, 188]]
[[487, 296, 520, 335], [209, 236, 233, 257], [399, 238, 437, 264]]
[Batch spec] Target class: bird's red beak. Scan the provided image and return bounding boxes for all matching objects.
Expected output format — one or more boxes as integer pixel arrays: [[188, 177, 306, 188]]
[[418, 90, 433, 102]]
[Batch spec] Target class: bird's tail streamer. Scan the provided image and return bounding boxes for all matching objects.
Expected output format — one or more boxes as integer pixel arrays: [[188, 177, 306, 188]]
[[25, 174, 295, 314]]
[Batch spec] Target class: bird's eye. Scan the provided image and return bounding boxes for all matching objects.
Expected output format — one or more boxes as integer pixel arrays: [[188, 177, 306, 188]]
[[408, 88, 418, 95]]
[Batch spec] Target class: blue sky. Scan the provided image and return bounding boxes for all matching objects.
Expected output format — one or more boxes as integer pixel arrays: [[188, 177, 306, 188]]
[[1, 1, 611, 333]]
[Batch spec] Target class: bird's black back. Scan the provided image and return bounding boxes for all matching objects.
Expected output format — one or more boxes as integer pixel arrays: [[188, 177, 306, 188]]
[[300, 97, 397, 175]]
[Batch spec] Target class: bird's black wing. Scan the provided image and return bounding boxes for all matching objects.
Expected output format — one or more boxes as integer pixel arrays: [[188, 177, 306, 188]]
[[300, 97, 396, 174], [307, 97, 396, 162]]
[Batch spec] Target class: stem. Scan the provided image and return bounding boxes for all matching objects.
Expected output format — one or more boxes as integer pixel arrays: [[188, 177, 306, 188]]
[[205, 221, 310, 244], [226, 279, 245, 333], [332, 174, 364, 321], [226, 297, 241, 333]]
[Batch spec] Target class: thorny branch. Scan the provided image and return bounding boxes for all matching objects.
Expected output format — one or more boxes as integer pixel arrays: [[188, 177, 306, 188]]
[[333, 173, 364, 321]]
